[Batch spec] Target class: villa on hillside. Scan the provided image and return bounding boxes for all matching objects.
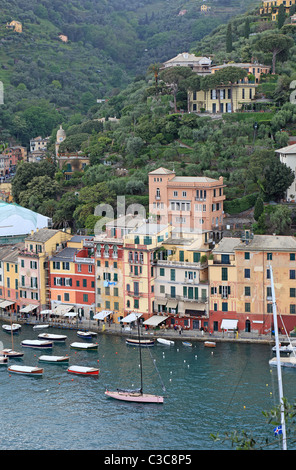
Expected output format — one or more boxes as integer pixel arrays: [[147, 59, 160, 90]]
[[275, 142, 296, 200], [162, 53, 212, 75], [259, 0, 296, 21]]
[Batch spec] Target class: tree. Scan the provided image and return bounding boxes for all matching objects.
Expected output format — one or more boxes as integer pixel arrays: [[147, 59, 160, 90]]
[[254, 195, 264, 221], [159, 66, 196, 113], [244, 18, 250, 39], [277, 4, 286, 29], [226, 23, 233, 53], [255, 33, 294, 74], [264, 157, 294, 201]]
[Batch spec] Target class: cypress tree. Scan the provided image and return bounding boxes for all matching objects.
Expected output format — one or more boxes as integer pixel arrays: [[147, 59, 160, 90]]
[[277, 4, 286, 29], [244, 18, 250, 39], [226, 23, 233, 53]]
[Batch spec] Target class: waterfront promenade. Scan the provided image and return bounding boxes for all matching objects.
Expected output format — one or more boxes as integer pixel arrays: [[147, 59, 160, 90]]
[[0, 312, 277, 345]]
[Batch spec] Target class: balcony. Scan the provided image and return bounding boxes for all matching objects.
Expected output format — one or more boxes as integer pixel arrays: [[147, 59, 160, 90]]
[[75, 256, 94, 264]]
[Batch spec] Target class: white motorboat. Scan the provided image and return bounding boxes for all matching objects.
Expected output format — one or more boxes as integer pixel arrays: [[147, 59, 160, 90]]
[[157, 338, 174, 346], [68, 365, 99, 376], [0, 356, 8, 365], [2, 324, 21, 333], [38, 333, 67, 342], [38, 355, 69, 363], [33, 324, 49, 330], [0, 348, 24, 358], [70, 342, 98, 351], [21, 339, 53, 349], [7, 365, 44, 376]]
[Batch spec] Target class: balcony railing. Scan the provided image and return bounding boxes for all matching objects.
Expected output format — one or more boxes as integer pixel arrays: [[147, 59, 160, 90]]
[[74, 256, 94, 264]]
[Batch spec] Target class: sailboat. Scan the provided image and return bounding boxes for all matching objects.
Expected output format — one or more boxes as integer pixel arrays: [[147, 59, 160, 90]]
[[105, 317, 164, 404]]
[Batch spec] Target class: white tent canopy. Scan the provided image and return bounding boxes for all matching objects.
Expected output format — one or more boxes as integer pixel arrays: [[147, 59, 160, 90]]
[[221, 319, 238, 331], [53, 304, 75, 316], [40, 309, 52, 315], [143, 315, 168, 327], [63, 312, 77, 317], [0, 300, 15, 308], [122, 312, 142, 323], [20, 304, 38, 313], [93, 310, 113, 320]]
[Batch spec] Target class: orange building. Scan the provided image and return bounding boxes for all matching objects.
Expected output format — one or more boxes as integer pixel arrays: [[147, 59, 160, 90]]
[[149, 167, 225, 239]]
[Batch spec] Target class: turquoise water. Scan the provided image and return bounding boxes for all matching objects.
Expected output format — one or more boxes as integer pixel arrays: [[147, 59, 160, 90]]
[[0, 324, 295, 450]]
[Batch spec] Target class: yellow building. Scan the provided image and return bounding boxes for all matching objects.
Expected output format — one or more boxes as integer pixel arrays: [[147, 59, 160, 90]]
[[6, 21, 22, 33], [154, 232, 211, 330], [190, 82, 257, 113], [20, 228, 72, 310], [208, 233, 296, 335], [201, 5, 211, 12], [260, 0, 295, 19], [123, 223, 173, 321]]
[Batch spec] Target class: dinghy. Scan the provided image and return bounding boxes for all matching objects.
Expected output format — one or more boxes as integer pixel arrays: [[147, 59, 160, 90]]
[[38, 355, 69, 364], [7, 365, 43, 376], [70, 342, 98, 351], [157, 338, 174, 346], [21, 339, 53, 349], [204, 341, 216, 348], [182, 341, 192, 347], [67, 365, 99, 376], [0, 356, 8, 365], [38, 333, 67, 342]]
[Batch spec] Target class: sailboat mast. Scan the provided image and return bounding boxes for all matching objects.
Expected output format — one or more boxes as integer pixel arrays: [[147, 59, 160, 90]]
[[269, 265, 287, 450], [137, 316, 143, 394]]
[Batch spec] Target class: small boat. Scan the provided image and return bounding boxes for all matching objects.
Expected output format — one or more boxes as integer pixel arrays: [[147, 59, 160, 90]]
[[269, 356, 296, 368], [77, 331, 95, 339], [67, 365, 99, 376], [70, 342, 98, 351], [182, 341, 192, 347], [38, 333, 67, 342], [7, 365, 43, 376], [204, 341, 216, 348], [157, 338, 174, 346], [33, 324, 49, 330], [2, 324, 21, 333], [0, 349, 24, 358], [21, 339, 53, 349], [0, 356, 8, 365], [105, 389, 164, 403], [126, 338, 154, 347], [38, 355, 69, 364], [272, 342, 296, 354]]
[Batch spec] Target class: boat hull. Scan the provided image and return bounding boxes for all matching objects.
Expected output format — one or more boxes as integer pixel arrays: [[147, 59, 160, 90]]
[[269, 357, 296, 368], [33, 324, 49, 330], [105, 390, 164, 403], [70, 342, 98, 350], [182, 341, 192, 347], [204, 341, 216, 348], [8, 365, 44, 376], [157, 338, 174, 346], [0, 349, 24, 358], [38, 355, 69, 363], [21, 340, 53, 349], [126, 338, 154, 347], [38, 333, 67, 342], [68, 366, 99, 376]]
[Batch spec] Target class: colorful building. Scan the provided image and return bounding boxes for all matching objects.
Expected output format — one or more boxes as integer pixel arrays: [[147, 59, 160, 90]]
[[260, 0, 295, 20], [208, 233, 296, 334], [149, 167, 225, 237]]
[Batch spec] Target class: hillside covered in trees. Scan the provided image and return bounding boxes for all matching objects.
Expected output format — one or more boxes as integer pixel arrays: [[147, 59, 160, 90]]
[[0, 0, 259, 145]]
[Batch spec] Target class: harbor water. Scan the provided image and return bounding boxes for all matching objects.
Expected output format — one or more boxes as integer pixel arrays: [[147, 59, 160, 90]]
[[0, 324, 295, 450]]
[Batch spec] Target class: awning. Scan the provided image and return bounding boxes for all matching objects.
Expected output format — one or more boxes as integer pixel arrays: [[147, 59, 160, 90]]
[[143, 315, 168, 327], [156, 299, 167, 306], [40, 309, 52, 315], [166, 300, 178, 309], [0, 300, 15, 309], [53, 304, 75, 316], [63, 312, 77, 317], [20, 304, 38, 313], [221, 319, 238, 330], [122, 312, 142, 323], [93, 310, 113, 320]]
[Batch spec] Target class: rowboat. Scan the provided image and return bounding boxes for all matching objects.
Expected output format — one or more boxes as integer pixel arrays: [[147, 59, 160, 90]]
[[7, 365, 44, 376], [105, 389, 164, 404], [182, 341, 192, 347], [67, 365, 99, 376], [38, 355, 69, 364], [0, 356, 8, 365], [2, 324, 21, 333], [126, 338, 154, 347], [157, 338, 174, 346], [33, 324, 49, 330], [0, 348, 24, 358], [70, 342, 98, 351], [21, 339, 53, 349], [204, 341, 216, 348], [38, 333, 67, 342]]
